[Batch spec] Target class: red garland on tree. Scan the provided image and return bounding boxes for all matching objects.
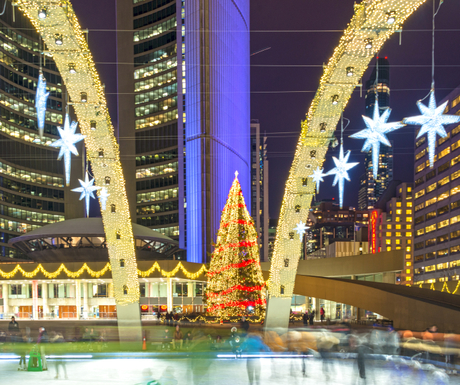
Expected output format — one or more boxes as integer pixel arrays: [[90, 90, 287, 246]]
[[206, 172, 266, 318]]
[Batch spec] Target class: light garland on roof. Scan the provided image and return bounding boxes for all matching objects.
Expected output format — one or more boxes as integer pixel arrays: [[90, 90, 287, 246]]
[[0, 261, 208, 280], [17, 0, 139, 305], [268, 0, 429, 305]]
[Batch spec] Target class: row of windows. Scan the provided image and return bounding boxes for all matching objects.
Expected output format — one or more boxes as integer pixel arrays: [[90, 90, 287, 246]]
[[414, 171, 460, 200], [0, 25, 40, 53], [134, 55, 176, 80], [136, 161, 178, 179], [137, 213, 178, 227], [414, 245, 460, 265], [135, 123, 178, 154], [147, 225, 179, 238], [0, 231, 17, 244], [382, 223, 412, 230], [135, 96, 176, 117], [136, 149, 178, 166], [0, 190, 65, 212], [136, 199, 178, 215], [415, 199, 460, 224], [136, 174, 178, 191], [136, 187, 178, 204], [135, 69, 176, 93], [0, 203, 64, 224], [0, 121, 56, 147], [0, 36, 59, 73], [135, 83, 177, 105], [134, 42, 176, 67], [415, 153, 460, 175], [415, 186, 460, 212], [134, 31, 176, 55], [134, 17, 176, 43], [0, 244, 25, 258], [415, 214, 460, 236], [0, 53, 62, 91], [416, 231, 458, 250], [1, 106, 59, 136], [133, 0, 175, 16], [136, 109, 178, 130], [0, 216, 41, 234], [133, 4, 176, 30], [0, 160, 64, 187]]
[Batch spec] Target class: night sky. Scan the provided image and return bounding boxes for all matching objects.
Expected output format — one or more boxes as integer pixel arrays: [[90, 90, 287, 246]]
[[74, 0, 460, 219]]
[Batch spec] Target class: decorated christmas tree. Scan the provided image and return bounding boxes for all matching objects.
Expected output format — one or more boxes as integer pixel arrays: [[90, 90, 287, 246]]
[[206, 172, 266, 319]]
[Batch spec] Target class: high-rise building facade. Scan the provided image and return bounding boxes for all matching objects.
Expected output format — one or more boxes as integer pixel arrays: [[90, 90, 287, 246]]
[[358, 57, 393, 211], [250, 120, 269, 261], [413, 85, 460, 284], [0, 7, 83, 260], [369, 181, 414, 284], [116, 0, 250, 263]]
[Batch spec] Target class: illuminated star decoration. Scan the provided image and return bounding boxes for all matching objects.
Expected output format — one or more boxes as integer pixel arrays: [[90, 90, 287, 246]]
[[50, 114, 85, 186], [35, 72, 49, 140], [350, 99, 405, 180], [294, 221, 309, 237], [326, 144, 359, 209], [71, 172, 101, 217], [404, 90, 460, 168], [98, 187, 110, 211], [311, 166, 327, 193]]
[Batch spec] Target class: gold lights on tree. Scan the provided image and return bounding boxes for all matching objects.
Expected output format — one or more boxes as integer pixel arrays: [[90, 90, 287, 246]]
[[16, 0, 140, 305], [267, 0, 429, 311]]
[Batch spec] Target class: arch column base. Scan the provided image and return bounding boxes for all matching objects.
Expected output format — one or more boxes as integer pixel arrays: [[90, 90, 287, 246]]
[[116, 302, 142, 348], [264, 297, 291, 333]]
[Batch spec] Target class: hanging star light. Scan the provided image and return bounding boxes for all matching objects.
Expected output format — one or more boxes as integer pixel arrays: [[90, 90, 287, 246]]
[[294, 221, 309, 237], [404, 90, 460, 168], [50, 114, 85, 186], [311, 166, 327, 193], [35, 72, 49, 140], [72, 172, 101, 217], [326, 144, 359, 209], [98, 187, 110, 211], [350, 100, 405, 180]]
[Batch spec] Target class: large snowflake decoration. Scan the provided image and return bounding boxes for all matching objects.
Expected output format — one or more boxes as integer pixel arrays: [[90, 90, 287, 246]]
[[404, 90, 460, 167], [50, 114, 85, 186], [326, 144, 359, 209], [350, 100, 405, 180], [35, 72, 49, 140], [72, 172, 100, 217], [311, 166, 327, 193], [98, 187, 110, 211], [294, 221, 309, 237]]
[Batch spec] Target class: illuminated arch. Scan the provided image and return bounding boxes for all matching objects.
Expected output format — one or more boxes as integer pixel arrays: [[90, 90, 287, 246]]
[[17, 0, 139, 306], [267, 0, 428, 324]]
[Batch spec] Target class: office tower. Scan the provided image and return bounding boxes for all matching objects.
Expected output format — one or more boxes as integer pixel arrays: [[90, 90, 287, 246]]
[[116, 0, 250, 263], [370, 181, 414, 284], [358, 57, 393, 210], [0, 7, 82, 260], [250, 120, 269, 261], [413, 85, 460, 284]]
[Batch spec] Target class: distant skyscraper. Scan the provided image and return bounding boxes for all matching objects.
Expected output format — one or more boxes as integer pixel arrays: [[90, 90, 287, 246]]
[[116, 0, 251, 263], [250, 120, 269, 261], [0, 7, 83, 260], [358, 57, 393, 210]]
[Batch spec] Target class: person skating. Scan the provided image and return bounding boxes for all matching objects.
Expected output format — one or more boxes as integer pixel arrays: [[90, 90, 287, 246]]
[[8, 316, 19, 334], [37, 327, 49, 370]]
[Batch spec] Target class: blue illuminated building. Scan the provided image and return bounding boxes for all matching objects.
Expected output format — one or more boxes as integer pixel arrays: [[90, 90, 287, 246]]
[[116, 0, 250, 263]]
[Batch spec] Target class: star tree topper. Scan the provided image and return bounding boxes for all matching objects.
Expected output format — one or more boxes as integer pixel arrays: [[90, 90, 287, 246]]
[[404, 90, 460, 168], [98, 187, 110, 211], [72, 172, 101, 217], [51, 113, 85, 186], [294, 221, 309, 236], [311, 166, 327, 193], [350, 99, 405, 180], [326, 144, 359, 209], [35, 72, 50, 140]]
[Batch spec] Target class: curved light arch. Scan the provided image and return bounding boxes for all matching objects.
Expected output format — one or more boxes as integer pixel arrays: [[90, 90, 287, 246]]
[[18, 0, 139, 306], [267, 0, 428, 323]]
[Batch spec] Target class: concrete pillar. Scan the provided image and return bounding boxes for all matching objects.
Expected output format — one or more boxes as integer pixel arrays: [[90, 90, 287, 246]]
[[2, 283, 8, 316], [42, 283, 48, 317], [167, 278, 173, 312], [32, 280, 38, 320], [83, 282, 88, 317], [108, 283, 114, 298], [75, 280, 81, 320]]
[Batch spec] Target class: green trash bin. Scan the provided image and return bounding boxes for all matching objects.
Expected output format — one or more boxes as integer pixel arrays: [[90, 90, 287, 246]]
[[27, 347, 43, 372]]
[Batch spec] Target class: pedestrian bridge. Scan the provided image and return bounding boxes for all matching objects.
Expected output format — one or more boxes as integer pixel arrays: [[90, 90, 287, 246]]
[[262, 251, 460, 333]]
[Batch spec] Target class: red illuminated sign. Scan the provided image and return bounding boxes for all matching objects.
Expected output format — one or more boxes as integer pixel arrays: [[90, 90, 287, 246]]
[[370, 210, 378, 254], [140, 305, 149, 311], [160, 305, 168, 311]]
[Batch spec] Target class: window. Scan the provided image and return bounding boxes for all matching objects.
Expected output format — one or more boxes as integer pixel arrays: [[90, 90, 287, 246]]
[[451, 245, 460, 255], [437, 249, 449, 257], [396, 202, 402, 207], [451, 215, 460, 225], [425, 210, 436, 220], [452, 185, 460, 197], [416, 228, 424, 236], [415, 148, 426, 160], [407, 202, 413, 208], [396, 239, 401, 245], [426, 169, 437, 181], [416, 136, 426, 148], [426, 183, 437, 194], [452, 199, 460, 211], [452, 139, 460, 151], [415, 202, 425, 212], [415, 241, 424, 250], [406, 224, 412, 230], [437, 233, 449, 244], [406, 277, 411, 281], [426, 197, 437, 208], [396, 217, 400, 222], [452, 154, 460, 167], [396, 209, 402, 215], [425, 238, 436, 247], [387, 225, 392, 229], [406, 269, 411, 274], [395, 225, 401, 229], [406, 262, 412, 267], [415, 190, 425, 199], [415, 215, 424, 225], [415, 163, 426, 173], [437, 147, 451, 161], [406, 232, 412, 237], [438, 191, 449, 202], [425, 265, 436, 272], [415, 254, 424, 262], [396, 232, 402, 237], [438, 220, 448, 230], [437, 205, 449, 216], [438, 176, 450, 188], [452, 230, 460, 240], [386, 246, 391, 251], [386, 232, 391, 237], [415, 176, 424, 187], [438, 161, 450, 174], [407, 187, 412, 192], [425, 224, 436, 234]]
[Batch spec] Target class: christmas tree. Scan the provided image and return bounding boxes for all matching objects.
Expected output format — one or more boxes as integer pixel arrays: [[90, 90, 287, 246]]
[[206, 172, 266, 319]]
